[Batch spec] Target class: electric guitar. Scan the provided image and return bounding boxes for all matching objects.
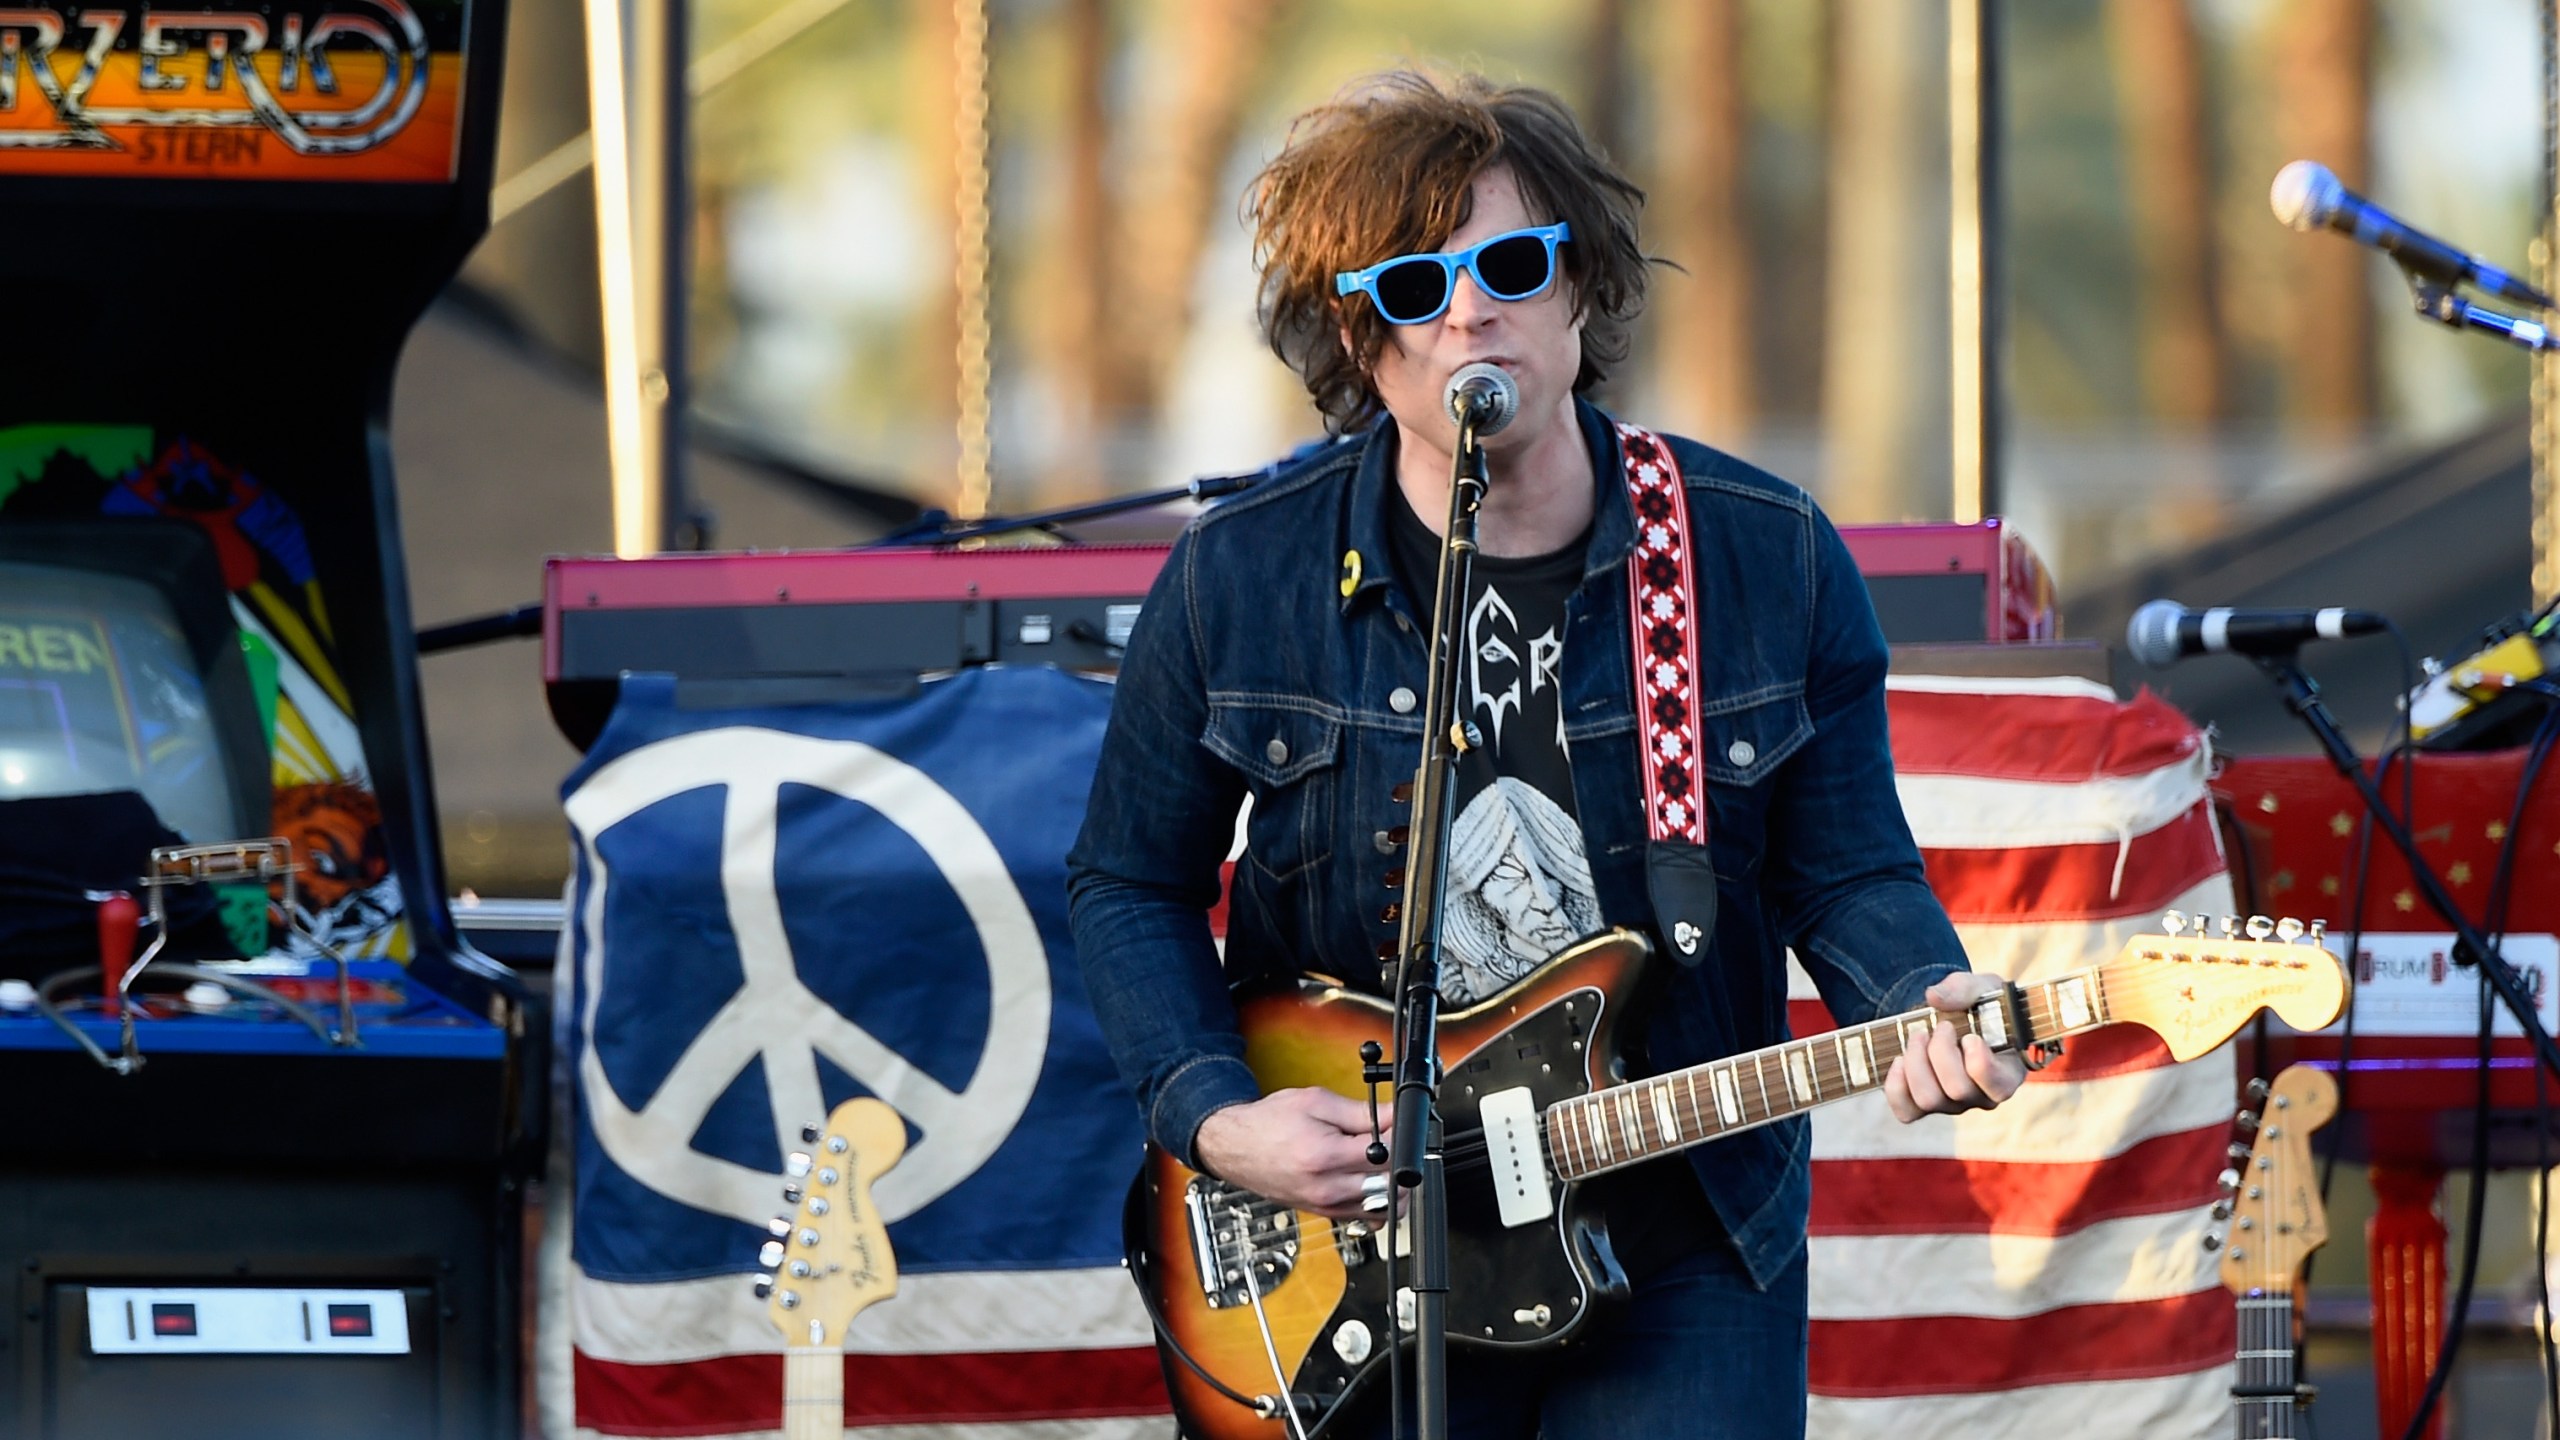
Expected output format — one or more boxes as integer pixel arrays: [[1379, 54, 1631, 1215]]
[[2208, 1062, 2338, 1438], [756, 1097, 907, 1440], [1132, 914, 2349, 1440]]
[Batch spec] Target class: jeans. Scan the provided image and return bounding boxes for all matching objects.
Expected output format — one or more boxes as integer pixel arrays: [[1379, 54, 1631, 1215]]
[[1343, 1236, 1810, 1440]]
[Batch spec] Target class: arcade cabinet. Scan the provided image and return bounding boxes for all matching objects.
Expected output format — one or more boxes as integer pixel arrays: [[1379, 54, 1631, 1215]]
[[0, 5, 531, 1436]]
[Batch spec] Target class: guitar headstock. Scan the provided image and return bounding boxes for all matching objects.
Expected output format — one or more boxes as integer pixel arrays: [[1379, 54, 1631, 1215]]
[[2099, 913, 2347, 1061], [755, 1097, 906, 1347], [2206, 1063, 2338, 1293]]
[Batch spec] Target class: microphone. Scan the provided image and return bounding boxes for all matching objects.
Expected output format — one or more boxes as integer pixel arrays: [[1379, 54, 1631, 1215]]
[[2127, 599, 2387, 667], [1443, 363, 1521, 436], [2270, 160, 2553, 309]]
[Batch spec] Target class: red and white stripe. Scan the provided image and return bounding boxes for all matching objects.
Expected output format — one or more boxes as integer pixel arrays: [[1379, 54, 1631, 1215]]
[[1796, 675, 2237, 1438], [566, 1266, 1169, 1438]]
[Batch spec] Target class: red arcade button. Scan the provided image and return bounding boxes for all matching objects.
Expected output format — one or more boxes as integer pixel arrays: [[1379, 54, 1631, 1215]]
[[325, 1303, 373, 1338], [149, 1303, 197, 1337]]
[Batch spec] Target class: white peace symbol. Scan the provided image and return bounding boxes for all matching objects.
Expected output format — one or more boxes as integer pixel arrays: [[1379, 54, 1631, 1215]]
[[564, 726, 1052, 1226]]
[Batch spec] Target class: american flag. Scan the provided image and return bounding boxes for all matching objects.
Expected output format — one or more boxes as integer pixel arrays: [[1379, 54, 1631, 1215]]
[[548, 662, 2235, 1437], [552, 667, 1175, 1440], [1798, 674, 2238, 1436]]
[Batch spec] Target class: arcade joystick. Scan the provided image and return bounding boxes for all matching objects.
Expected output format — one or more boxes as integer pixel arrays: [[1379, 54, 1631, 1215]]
[[95, 893, 138, 1020]]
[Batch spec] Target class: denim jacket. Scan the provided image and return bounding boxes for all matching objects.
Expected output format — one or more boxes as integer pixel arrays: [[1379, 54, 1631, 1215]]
[[1065, 399, 1969, 1290]]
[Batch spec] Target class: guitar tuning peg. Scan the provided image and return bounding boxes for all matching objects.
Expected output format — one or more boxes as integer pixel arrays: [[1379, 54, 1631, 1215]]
[[2219, 915, 2241, 940], [2235, 1110, 2259, 1131], [801, 1123, 822, 1144], [2161, 910, 2188, 936], [753, 1277, 774, 1300], [2218, 1168, 2241, 1191], [2307, 919, 2327, 946], [758, 1240, 785, 1268], [2210, 1200, 2232, 1221], [782, 1184, 803, 1205], [2247, 1077, 2271, 1100], [2247, 916, 2276, 941], [785, 1152, 812, 1178], [767, 1217, 793, 1239], [2228, 1143, 2251, 1162], [2275, 918, 2305, 943], [2202, 1232, 2223, 1252]]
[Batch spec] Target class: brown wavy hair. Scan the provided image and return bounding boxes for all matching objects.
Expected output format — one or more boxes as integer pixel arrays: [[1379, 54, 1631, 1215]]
[[1247, 71, 1650, 434]]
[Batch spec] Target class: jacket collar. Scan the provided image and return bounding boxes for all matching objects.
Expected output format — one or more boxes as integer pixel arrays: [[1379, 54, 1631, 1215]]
[[1336, 396, 1639, 617]]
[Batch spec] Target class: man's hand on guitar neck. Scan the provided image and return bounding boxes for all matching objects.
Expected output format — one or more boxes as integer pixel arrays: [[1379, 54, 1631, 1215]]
[[1193, 1087, 1390, 1220], [1882, 972, 2029, 1124]]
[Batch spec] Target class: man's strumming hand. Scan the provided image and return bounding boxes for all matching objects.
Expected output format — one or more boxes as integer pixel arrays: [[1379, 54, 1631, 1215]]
[[1193, 1087, 1390, 1219]]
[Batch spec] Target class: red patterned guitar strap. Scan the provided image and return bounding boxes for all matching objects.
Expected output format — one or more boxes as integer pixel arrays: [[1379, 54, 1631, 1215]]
[[1618, 423, 1717, 960]]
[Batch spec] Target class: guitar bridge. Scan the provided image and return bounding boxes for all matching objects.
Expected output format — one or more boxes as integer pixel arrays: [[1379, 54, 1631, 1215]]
[[1184, 1177, 1300, 1310]]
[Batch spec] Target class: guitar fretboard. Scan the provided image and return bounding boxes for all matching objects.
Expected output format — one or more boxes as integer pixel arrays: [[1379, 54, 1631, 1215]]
[[784, 1347, 843, 1440], [1543, 967, 2108, 1180], [2234, 1293, 2298, 1438]]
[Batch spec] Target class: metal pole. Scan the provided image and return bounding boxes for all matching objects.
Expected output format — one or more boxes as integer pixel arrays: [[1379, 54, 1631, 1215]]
[[581, 0, 657, 557], [2538, 0, 2558, 603], [628, 0, 688, 553], [1949, 0, 2003, 523]]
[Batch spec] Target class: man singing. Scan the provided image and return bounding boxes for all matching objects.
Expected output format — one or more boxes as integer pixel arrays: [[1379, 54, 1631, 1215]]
[[1068, 70, 2022, 1439]]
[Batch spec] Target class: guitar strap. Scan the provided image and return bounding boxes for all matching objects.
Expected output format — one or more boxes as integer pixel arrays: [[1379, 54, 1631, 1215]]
[[1617, 423, 1717, 965]]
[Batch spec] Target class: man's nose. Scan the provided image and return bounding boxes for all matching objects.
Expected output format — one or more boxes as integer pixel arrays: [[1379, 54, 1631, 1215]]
[[1442, 267, 1499, 326]]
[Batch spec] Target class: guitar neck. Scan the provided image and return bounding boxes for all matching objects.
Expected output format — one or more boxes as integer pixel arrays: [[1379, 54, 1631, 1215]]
[[2235, 1293, 2298, 1438], [1545, 965, 2110, 1180], [784, 1347, 843, 1440]]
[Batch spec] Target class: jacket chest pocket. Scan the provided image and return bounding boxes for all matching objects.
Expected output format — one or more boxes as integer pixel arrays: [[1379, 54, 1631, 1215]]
[[1204, 701, 1341, 882], [1702, 689, 1811, 873]]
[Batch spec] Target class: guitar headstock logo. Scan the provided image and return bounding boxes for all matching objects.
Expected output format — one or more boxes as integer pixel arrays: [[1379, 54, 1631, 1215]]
[[0, 2, 468, 181]]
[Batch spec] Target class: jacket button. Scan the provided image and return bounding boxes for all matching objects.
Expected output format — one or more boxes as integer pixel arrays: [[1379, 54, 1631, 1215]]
[[1373, 829, 1399, 854], [1391, 782, 1412, 804], [1389, 687, 1417, 713], [1380, 904, 1400, 924], [1383, 868, 1404, 889], [1727, 739, 1756, 766], [1266, 738, 1290, 765]]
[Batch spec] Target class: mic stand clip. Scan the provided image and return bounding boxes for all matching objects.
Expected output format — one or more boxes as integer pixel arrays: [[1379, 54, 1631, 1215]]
[[2251, 651, 2560, 1084], [1385, 413, 1493, 1440], [2405, 276, 2556, 354]]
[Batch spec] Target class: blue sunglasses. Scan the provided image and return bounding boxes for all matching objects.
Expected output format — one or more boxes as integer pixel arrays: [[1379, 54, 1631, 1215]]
[[1334, 222, 1573, 325]]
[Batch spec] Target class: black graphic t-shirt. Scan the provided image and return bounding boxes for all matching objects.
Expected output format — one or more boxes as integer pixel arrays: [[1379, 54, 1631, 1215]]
[[1388, 483, 1599, 1004]]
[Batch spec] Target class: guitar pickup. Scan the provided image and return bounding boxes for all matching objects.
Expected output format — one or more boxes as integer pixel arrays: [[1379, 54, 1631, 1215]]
[[1478, 1088, 1554, 1228]]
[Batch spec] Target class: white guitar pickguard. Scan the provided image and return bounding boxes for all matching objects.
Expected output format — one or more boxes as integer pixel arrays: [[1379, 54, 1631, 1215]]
[[1479, 1087, 1555, 1228]]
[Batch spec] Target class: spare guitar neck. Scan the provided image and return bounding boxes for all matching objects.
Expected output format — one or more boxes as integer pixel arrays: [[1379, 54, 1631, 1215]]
[[2208, 1063, 2339, 1439], [754, 1097, 908, 1440]]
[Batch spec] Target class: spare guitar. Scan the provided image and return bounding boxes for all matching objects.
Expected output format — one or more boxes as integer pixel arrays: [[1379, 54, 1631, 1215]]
[[1132, 912, 2349, 1440], [2207, 1062, 2339, 1438], [755, 1097, 907, 1440]]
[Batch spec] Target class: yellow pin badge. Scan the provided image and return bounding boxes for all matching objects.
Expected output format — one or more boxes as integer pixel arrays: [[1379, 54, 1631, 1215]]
[[1340, 550, 1364, 599]]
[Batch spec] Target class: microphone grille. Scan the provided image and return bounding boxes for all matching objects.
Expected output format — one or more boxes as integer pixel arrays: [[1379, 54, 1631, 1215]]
[[2126, 599, 2187, 668], [2269, 160, 2341, 232], [1444, 363, 1521, 435]]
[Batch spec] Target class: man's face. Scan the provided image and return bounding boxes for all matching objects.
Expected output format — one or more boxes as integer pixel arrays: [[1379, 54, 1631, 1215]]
[[1356, 166, 1585, 456]]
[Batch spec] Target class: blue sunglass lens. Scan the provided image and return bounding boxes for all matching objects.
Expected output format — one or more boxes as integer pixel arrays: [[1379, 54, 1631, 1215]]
[[1372, 257, 1452, 323], [1473, 234, 1554, 299]]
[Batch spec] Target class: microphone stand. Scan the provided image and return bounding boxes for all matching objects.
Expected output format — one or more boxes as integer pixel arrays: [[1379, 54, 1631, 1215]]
[[2254, 652, 2560, 1083], [1387, 406, 1493, 1440]]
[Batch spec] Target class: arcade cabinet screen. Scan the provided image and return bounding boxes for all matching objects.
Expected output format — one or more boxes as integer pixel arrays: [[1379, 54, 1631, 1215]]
[[0, 559, 242, 845]]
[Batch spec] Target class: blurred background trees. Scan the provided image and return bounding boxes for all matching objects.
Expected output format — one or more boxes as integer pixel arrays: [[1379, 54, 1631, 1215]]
[[454, 0, 2542, 608]]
